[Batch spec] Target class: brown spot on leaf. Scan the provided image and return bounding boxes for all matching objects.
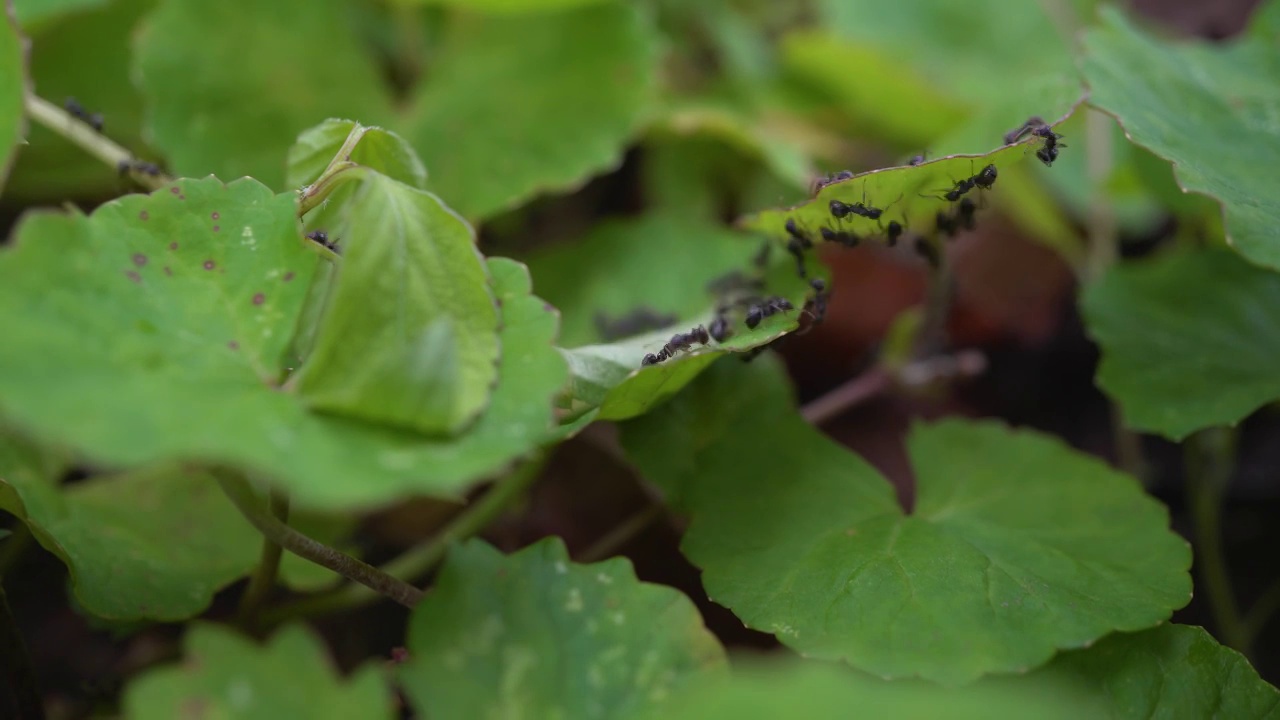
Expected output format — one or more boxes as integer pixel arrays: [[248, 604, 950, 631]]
[[211, 211, 220, 220], [132, 253, 147, 267], [163, 266, 172, 276], [228, 341, 239, 350], [125, 270, 141, 284], [170, 187, 180, 194], [212, 225, 220, 232], [169, 242, 178, 250], [282, 271, 295, 282], [139, 210, 149, 221], [178, 195, 186, 200], [252, 292, 265, 306], [203, 260, 216, 270]]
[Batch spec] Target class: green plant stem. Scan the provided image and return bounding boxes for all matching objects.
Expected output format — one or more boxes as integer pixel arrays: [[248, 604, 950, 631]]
[[237, 490, 290, 629], [0, 582, 44, 720], [912, 241, 953, 359], [260, 456, 545, 625], [1185, 427, 1249, 653], [1242, 577, 1280, 648], [23, 92, 169, 191], [578, 504, 664, 563], [213, 470, 424, 609]]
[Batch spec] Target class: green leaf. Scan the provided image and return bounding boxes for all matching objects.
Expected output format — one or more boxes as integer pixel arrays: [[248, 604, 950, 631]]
[[0, 1, 26, 193], [402, 3, 659, 219], [12, 0, 106, 28], [620, 356, 1191, 684], [0, 190, 564, 507], [293, 171, 500, 437], [1041, 624, 1280, 718], [6, 0, 152, 202], [403, 0, 610, 11], [0, 456, 260, 620], [737, 139, 1060, 253], [1082, 248, 1280, 440], [123, 623, 394, 719], [401, 537, 727, 719], [1081, 7, 1280, 269], [643, 659, 1095, 720], [285, 119, 427, 190], [134, 0, 395, 189]]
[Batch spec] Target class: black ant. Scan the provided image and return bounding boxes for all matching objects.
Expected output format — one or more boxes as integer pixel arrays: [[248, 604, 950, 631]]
[[935, 210, 959, 238], [745, 297, 794, 329], [709, 313, 732, 343], [956, 197, 978, 231], [811, 170, 854, 195], [641, 325, 711, 367], [596, 307, 677, 341], [1003, 115, 1044, 145], [972, 163, 997, 190], [914, 237, 940, 267], [118, 159, 162, 177], [306, 230, 340, 252], [783, 218, 813, 278], [641, 350, 668, 366], [908, 153, 927, 166], [65, 97, 103, 132], [1031, 125, 1066, 167], [886, 220, 904, 247], [829, 198, 883, 221], [820, 226, 859, 247], [802, 278, 829, 326]]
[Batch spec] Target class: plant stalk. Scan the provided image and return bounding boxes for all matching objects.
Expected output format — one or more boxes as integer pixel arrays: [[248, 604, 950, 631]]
[[23, 93, 169, 191], [0, 582, 44, 720], [260, 455, 546, 625], [237, 489, 290, 629], [213, 470, 424, 609], [578, 504, 665, 563], [1185, 427, 1249, 653]]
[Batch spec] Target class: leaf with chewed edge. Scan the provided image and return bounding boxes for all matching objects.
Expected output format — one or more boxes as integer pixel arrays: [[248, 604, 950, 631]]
[[401, 537, 727, 720], [1082, 247, 1280, 440], [621, 356, 1191, 685], [134, 0, 395, 188], [124, 623, 394, 719], [0, 177, 566, 509], [1082, 6, 1280, 270], [402, 3, 659, 219]]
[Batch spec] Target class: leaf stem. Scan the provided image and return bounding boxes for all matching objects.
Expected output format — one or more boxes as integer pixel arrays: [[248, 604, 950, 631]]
[[1241, 576, 1280, 648], [212, 470, 423, 609], [912, 240, 953, 359], [23, 92, 170, 191], [578, 503, 665, 563], [260, 455, 546, 625], [1185, 427, 1249, 653], [237, 489, 290, 630], [297, 122, 368, 216], [0, 581, 44, 720]]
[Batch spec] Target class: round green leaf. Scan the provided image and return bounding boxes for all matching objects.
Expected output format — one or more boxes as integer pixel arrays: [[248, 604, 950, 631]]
[[401, 537, 727, 719], [641, 659, 1094, 720], [1040, 624, 1280, 718], [1082, 248, 1280, 440], [0, 457, 260, 620], [0, 1, 27, 194], [1082, 7, 1280, 269], [134, 0, 395, 189], [124, 623, 394, 719], [293, 172, 500, 437], [402, 3, 659, 219], [621, 357, 1192, 685], [286, 119, 427, 190], [0, 178, 564, 507]]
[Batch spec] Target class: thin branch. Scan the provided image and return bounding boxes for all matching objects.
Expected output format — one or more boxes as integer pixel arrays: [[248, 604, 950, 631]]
[[912, 239, 954, 359], [213, 470, 424, 610], [0, 582, 44, 720], [1185, 427, 1249, 654], [23, 93, 169, 191], [237, 490, 290, 630], [260, 455, 546, 625], [1242, 576, 1280, 648], [578, 504, 665, 563], [800, 350, 986, 427]]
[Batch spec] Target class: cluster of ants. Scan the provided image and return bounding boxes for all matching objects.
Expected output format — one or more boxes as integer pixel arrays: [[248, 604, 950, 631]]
[[622, 115, 1064, 368], [63, 96, 166, 179]]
